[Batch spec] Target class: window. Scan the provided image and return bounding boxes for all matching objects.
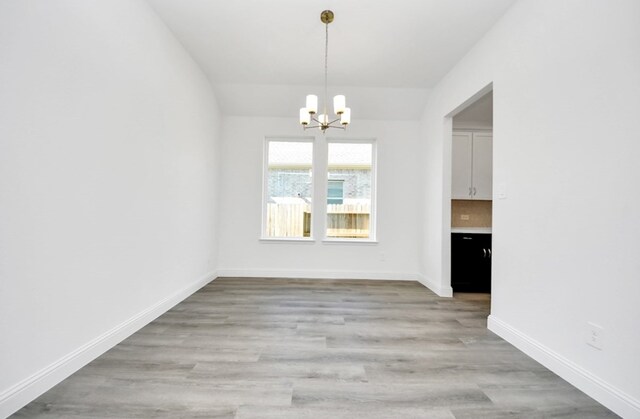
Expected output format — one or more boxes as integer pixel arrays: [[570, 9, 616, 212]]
[[326, 141, 375, 240], [263, 139, 313, 238], [262, 137, 376, 242], [327, 180, 344, 205]]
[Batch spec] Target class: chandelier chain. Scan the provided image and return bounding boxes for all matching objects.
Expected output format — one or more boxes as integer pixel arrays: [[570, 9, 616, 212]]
[[324, 21, 329, 119]]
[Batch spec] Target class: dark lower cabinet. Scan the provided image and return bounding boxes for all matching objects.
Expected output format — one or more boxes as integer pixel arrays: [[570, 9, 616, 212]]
[[451, 233, 492, 293]]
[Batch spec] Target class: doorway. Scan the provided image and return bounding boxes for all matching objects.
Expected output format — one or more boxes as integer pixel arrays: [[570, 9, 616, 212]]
[[448, 89, 493, 305]]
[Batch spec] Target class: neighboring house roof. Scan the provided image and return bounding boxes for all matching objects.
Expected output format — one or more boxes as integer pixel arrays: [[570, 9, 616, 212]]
[[268, 142, 312, 166]]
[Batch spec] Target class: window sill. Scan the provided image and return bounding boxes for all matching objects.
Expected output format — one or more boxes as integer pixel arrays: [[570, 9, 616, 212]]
[[322, 238, 378, 245], [259, 237, 316, 244]]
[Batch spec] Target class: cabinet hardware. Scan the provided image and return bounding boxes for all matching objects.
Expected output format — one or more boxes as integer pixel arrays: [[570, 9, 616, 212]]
[[483, 248, 487, 258], [488, 249, 491, 257], [473, 187, 477, 196], [469, 187, 472, 196]]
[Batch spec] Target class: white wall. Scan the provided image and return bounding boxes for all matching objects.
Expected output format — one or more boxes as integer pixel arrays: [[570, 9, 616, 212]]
[[420, 0, 640, 416], [214, 84, 430, 121], [0, 1, 221, 415], [217, 116, 423, 281]]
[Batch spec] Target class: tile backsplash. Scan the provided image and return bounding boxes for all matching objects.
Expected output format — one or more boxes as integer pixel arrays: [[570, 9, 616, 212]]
[[451, 200, 492, 227]]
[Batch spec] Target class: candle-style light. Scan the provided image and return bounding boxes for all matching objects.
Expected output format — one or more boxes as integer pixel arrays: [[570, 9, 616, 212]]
[[340, 108, 351, 125], [305, 95, 318, 114], [300, 108, 311, 125], [333, 95, 346, 115]]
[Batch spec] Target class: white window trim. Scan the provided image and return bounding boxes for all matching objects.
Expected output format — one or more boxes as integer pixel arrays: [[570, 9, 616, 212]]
[[322, 238, 378, 245], [261, 136, 315, 241], [259, 238, 315, 244]]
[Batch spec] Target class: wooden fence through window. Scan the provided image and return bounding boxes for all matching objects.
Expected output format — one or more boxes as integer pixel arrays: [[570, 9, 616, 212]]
[[266, 203, 370, 238]]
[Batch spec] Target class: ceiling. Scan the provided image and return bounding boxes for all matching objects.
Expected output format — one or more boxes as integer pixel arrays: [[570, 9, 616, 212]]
[[147, 0, 515, 117], [453, 91, 493, 128]]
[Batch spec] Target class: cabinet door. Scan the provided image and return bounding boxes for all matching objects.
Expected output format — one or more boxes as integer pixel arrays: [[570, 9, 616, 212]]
[[452, 132, 473, 199], [472, 133, 492, 200], [452, 233, 492, 293], [477, 234, 492, 292], [451, 234, 474, 290]]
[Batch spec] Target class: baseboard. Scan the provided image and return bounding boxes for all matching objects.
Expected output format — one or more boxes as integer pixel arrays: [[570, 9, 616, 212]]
[[488, 315, 640, 419], [416, 274, 453, 297], [0, 271, 217, 419], [216, 268, 421, 282], [216, 269, 455, 298]]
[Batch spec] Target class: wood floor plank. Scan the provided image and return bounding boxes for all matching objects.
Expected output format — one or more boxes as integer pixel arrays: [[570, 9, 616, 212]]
[[12, 278, 617, 418]]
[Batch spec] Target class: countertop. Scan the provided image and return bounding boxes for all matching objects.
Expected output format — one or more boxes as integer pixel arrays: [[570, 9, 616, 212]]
[[451, 227, 492, 234]]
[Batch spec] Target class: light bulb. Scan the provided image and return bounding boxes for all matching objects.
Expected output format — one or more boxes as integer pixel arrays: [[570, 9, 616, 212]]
[[305, 95, 318, 114], [341, 108, 351, 125], [299, 108, 310, 125], [333, 95, 346, 115]]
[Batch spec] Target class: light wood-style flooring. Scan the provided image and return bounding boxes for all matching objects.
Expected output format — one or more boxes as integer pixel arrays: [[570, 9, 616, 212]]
[[14, 278, 616, 418]]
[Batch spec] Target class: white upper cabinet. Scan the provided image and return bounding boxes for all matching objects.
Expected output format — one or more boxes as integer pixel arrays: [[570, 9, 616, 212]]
[[452, 131, 492, 200], [452, 132, 473, 199]]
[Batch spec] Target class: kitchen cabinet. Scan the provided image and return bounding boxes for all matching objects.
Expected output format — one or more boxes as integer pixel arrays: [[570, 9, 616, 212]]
[[451, 233, 491, 292], [452, 131, 492, 200]]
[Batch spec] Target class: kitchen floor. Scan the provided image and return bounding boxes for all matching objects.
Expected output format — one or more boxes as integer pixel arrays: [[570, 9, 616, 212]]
[[15, 278, 616, 418]]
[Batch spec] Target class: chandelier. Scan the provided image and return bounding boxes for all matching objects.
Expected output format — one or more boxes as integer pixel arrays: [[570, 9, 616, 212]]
[[299, 10, 351, 132]]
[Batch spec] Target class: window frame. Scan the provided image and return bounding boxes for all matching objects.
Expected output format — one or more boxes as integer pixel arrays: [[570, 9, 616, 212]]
[[261, 136, 316, 241], [323, 137, 377, 243]]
